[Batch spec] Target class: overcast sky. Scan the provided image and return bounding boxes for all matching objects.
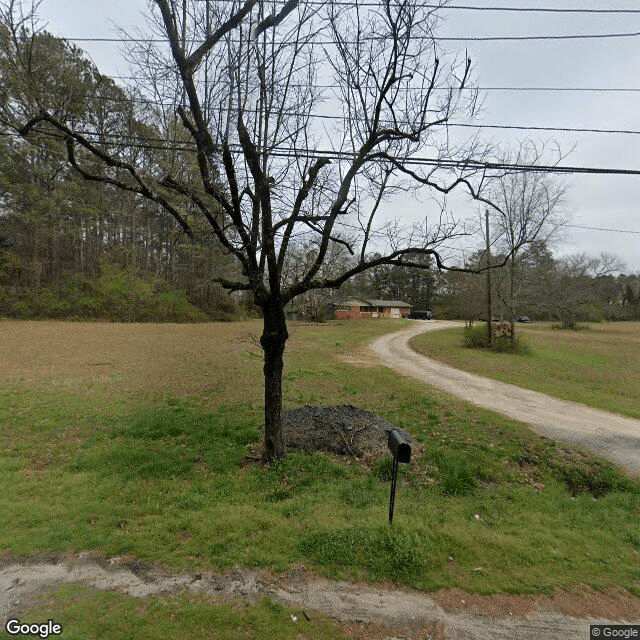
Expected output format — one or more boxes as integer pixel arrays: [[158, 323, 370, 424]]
[[36, 0, 640, 272]]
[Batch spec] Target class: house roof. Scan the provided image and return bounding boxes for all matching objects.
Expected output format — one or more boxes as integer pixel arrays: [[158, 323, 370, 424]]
[[346, 298, 413, 308]]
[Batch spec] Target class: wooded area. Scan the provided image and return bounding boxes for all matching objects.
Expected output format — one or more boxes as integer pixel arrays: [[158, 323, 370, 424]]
[[0, 20, 238, 320], [2, 6, 635, 328], [439, 242, 640, 327]]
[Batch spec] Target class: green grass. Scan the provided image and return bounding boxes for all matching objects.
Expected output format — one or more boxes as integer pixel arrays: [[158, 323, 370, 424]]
[[0, 318, 639, 635], [410, 322, 640, 419], [0, 586, 349, 640]]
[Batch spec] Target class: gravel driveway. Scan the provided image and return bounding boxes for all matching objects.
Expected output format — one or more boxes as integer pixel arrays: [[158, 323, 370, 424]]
[[370, 321, 640, 476]]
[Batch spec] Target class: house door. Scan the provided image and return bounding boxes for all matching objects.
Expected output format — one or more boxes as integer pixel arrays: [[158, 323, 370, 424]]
[[391, 307, 400, 318]]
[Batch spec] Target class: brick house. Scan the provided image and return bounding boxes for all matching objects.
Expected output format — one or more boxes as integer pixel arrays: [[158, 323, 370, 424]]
[[334, 298, 412, 320]]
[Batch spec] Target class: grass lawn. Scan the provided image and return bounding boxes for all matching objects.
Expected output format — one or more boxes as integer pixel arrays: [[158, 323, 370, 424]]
[[11, 587, 351, 640], [1, 319, 639, 637], [410, 322, 640, 419]]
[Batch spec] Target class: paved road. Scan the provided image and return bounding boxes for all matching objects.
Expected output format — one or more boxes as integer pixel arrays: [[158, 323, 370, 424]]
[[370, 321, 640, 476]]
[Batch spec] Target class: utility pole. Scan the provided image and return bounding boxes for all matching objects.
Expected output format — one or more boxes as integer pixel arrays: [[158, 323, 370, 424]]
[[485, 209, 493, 346]]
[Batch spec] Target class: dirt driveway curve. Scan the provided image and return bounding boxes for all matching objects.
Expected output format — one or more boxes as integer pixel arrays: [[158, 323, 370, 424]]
[[370, 321, 640, 476]]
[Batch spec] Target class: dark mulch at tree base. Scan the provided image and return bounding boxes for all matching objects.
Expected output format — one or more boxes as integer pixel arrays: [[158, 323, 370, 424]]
[[280, 404, 417, 461]]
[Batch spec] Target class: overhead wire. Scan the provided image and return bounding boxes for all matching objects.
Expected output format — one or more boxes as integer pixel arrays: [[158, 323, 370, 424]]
[[426, 5, 640, 13], [101, 74, 640, 92], [8, 88, 637, 137], [61, 30, 640, 44], [569, 224, 640, 235], [191, 0, 640, 13], [5, 5, 640, 177], [5, 126, 640, 177]]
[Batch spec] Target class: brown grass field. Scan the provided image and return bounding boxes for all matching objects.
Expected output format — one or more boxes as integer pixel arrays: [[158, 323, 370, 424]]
[[0, 319, 267, 405]]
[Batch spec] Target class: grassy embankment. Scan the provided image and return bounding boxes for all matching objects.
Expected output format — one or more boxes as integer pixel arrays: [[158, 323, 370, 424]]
[[0, 319, 639, 638], [411, 322, 640, 419]]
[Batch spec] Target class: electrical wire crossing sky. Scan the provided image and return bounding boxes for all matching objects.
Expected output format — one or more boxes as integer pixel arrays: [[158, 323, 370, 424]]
[[32, 0, 640, 271]]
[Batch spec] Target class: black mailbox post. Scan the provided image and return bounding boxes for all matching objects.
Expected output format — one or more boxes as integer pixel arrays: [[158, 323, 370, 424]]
[[387, 429, 411, 524]]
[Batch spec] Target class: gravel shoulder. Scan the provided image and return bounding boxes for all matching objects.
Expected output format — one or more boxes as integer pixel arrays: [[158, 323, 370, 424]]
[[369, 321, 640, 476], [2, 554, 639, 640]]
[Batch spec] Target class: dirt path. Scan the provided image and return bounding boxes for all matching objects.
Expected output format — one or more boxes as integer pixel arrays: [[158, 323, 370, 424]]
[[369, 321, 640, 476], [2, 554, 639, 640]]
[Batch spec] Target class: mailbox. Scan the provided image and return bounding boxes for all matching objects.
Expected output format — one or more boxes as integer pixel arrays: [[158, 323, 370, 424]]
[[387, 429, 411, 524], [387, 429, 411, 463]]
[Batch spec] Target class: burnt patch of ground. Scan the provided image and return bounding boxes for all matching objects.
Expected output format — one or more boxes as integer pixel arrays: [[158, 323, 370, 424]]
[[280, 404, 417, 461]]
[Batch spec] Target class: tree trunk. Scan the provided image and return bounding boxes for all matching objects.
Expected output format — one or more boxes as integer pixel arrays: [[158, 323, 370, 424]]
[[510, 252, 516, 348], [260, 302, 288, 462], [485, 209, 493, 347]]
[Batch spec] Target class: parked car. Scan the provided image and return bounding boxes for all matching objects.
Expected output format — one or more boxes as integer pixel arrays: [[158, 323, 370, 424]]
[[407, 310, 432, 320], [516, 316, 532, 323]]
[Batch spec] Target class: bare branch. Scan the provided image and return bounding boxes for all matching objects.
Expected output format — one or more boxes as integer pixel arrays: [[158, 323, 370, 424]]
[[254, 0, 299, 39]]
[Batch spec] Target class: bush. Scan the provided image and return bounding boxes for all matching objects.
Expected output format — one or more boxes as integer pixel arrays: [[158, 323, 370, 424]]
[[94, 262, 155, 321], [151, 290, 209, 323], [462, 324, 490, 349], [462, 323, 530, 355], [0, 255, 239, 322], [546, 453, 639, 498]]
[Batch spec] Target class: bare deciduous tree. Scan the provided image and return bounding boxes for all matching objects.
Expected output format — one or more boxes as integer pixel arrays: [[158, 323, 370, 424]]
[[12, 0, 503, 461], [546, 252, 625, 328], [481, 142, 569, 345]]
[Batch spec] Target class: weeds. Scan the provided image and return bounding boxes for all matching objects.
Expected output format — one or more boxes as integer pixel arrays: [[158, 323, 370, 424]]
[[299, 524, 437, 584], [430, 447, 479, 496]]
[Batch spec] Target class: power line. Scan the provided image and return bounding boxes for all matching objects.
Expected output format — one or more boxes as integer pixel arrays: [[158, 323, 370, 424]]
[[102, 74, 640, 93], [12, 75, 637, 138], [191, 0, 640, 13], [453, 123, 640, 136], [61, 30, 640, 44], [476, 87, 640, 93], [570, 224, 640, 235], [13, 98, 640, 137], [9, 127, 640, 177], [433, 4, 640, 12], [442, 31, 640, 42]]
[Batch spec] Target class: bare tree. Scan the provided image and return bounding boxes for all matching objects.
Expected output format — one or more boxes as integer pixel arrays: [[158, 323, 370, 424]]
[[545, 252, 625, 328], [482, 141, 568, 346], [12, 0, 503, 461]]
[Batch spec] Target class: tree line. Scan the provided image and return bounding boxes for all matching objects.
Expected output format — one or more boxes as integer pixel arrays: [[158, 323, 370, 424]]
[[0, 22, 238, 320], [439, 242, 638, 329], [0, 24, 634, 329]]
